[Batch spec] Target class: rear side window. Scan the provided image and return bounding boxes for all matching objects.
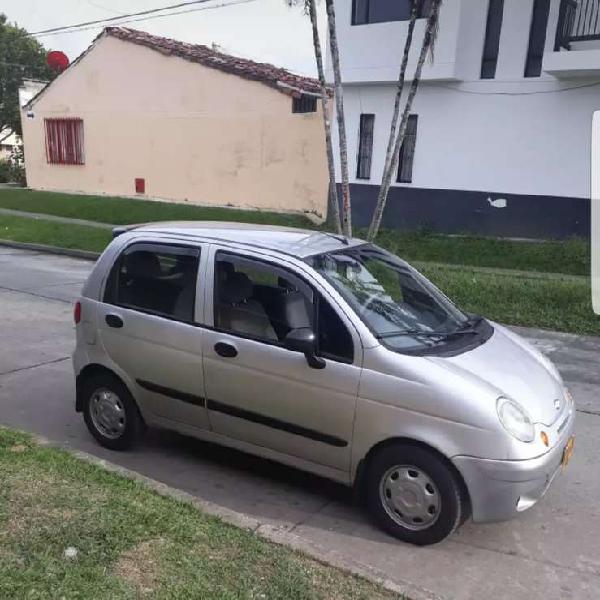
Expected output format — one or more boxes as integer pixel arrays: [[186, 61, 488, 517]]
[[104, 243, 200, 323]]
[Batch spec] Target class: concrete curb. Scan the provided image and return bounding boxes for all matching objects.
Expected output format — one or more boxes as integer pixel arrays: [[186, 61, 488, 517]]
[[30, 432, 440, 600], [0, 239, 100, 261]]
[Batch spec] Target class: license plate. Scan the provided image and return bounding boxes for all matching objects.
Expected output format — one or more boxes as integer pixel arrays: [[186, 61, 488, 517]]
[[562, 436, 575, 468]]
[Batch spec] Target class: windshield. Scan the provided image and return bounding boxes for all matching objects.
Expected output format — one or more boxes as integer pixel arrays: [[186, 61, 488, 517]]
[[309, 245, 471, 351]]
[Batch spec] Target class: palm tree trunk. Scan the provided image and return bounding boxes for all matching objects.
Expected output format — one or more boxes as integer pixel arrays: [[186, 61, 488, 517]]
[[307, 0, 342, 234], [371, 1, 419, 237], [325, 0, 352, 237], [367, 0, 442, 241]]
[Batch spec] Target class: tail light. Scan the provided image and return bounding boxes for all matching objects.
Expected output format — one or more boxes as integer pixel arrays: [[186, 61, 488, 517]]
[[74, 301, 81, 324]]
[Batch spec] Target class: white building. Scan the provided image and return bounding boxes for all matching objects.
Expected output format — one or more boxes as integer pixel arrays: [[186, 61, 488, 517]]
[[329, 0, 600, 238], [0, 81, 47, 163], [0, 132, 18, 161]]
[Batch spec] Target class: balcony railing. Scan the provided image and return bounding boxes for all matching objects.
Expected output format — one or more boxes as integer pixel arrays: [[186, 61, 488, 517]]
[[555, 0, 600, 50]]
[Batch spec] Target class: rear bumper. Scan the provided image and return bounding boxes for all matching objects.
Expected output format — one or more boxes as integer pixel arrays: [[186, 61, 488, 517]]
[[453, 411, 575, 523]]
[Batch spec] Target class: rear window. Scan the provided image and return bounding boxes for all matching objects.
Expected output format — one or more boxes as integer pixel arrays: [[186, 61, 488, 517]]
[[104, 243, 200, 323]]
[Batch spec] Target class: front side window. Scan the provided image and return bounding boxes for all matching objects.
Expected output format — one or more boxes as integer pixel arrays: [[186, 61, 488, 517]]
[[317, 293, 354, 362], [214, 253, 314, 343], [353, 0, 432, 25], [44, 118, 85, 165], [309, 245, 486, 354], [214, 253, 354, 362], [105, 243, 200, 323]]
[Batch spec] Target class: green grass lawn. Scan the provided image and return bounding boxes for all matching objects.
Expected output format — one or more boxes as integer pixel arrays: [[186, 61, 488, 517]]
[[0, 214, 111, 253], [0, 427, 397, 600], [0, 188, 315, 228], [0, 188, 591, 276], [375, 229, 590, 277], [421, 265, 599, 336]]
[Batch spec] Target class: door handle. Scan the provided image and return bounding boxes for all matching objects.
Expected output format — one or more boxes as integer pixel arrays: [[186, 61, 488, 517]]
[[105, 314, 124, 329], [214, 342, 238, 358]]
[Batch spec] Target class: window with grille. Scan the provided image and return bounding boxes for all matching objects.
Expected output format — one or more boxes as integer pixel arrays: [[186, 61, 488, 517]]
[[352, 0, 432, 25], [44, 118, 85, 165], [481, 0, 505, 79], [397, 115, 418, 184], [525, 0, 551, 77], [356, 114, 375, 180], [292, 95, 317, 113]]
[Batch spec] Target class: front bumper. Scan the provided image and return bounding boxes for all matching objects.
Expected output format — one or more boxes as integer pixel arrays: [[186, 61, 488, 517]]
[[453, 410, 575, 523]]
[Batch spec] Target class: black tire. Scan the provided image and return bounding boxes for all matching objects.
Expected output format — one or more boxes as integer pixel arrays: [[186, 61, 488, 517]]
[[82, 373, 142, 451], [365, 444, 467, 546]]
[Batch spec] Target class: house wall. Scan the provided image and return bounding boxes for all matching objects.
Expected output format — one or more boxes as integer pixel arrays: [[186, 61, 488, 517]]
[[21, 36, 329, 217], [329, 0, 598, 238]]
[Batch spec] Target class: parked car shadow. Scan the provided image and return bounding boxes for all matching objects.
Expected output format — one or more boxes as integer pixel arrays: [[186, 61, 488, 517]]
[[128, 425, 398, 541]]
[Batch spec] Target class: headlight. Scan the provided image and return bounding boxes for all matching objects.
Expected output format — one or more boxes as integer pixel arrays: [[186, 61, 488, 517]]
[[496, 397, 535, 442]]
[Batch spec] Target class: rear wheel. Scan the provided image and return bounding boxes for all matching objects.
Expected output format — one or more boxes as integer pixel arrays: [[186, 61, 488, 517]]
[[365, 444, 467, 546], [82, 373, 142, 451]]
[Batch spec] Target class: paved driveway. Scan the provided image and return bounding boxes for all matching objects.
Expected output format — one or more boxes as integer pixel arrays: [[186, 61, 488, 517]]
[[1, 247, 599, 600]]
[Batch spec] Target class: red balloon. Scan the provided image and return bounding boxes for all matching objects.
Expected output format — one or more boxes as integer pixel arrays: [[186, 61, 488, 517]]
[[47, 51, 69, 72]]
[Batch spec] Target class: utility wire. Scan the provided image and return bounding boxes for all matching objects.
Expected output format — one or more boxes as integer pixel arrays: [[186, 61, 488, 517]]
[[83, 0, 129, 16], [432, 80, 600, 96], [31, 0, 257, 38], [31, 0, 223, 35]]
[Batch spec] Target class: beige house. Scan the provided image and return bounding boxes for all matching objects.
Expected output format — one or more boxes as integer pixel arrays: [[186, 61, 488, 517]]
[[20, 28, 329, 217]]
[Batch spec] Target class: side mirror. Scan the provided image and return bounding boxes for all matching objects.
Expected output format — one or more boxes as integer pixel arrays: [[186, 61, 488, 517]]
[[284, 327, 326, 370]]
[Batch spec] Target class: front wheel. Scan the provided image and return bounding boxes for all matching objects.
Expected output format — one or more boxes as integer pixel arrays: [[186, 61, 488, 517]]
[[365, 444, 468, 546], [82, 373, 142, 451]]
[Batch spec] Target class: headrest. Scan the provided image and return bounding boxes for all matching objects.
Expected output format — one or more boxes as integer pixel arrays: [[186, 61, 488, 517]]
[[125, 251, 161, 279], [221, 272, 253, 304], [217, 260, 235, 283], [284, 291, 312, 329]]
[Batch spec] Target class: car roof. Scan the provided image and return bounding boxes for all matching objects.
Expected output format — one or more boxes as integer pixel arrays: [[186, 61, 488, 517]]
[[121, 221, 366, 258]]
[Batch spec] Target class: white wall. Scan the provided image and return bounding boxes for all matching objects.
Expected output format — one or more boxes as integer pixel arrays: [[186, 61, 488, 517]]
[[327, 0, 465, 83], [331, 0, 570, 83], [331, 0, 599, 200], [343, 79, 597, 199]]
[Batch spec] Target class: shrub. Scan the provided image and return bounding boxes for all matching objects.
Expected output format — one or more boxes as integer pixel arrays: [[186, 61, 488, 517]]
[[0, 159, 10, 183], [0, 146, 27, 186]]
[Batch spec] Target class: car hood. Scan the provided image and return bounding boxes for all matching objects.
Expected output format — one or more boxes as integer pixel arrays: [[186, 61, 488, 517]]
[[429, 324, 564, 425]]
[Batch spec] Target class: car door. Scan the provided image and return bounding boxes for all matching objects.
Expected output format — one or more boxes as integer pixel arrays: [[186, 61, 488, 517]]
[[201, 246, 362, 473], [97, 240, 210, 430]]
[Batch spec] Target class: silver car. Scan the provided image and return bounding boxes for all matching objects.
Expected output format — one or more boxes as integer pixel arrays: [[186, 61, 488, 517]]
[[73, 222, 575, 545]]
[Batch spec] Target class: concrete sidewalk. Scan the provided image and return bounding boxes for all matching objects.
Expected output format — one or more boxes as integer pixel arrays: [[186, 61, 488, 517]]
[[0, 207, 114, 229], [0, 248, 599, 600]]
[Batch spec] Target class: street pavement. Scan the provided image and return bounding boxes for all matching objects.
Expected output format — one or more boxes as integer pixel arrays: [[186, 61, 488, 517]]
[[1, 247, 599, 600]]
